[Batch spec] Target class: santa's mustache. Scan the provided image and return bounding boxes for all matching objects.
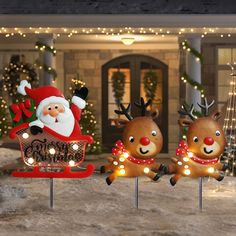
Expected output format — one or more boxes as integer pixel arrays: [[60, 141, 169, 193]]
[[40, 108, 73, 124]]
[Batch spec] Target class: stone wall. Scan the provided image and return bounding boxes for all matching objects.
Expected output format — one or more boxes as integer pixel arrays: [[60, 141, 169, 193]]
[[64, 49, 180, 154]]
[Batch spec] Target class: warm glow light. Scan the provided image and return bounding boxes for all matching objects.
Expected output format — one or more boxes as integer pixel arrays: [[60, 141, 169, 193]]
[[69, 160, 75, 167], [113, 161, 118, 166], [183, 157, 189, 162], [143, 167, 150, 173], [49, 148, 56, 155], [121, 37, 135, 45], [72, 144, 79, 150], [119, 157, 125, 162], [120, 169, 126, 175], [123, 152, 129, 158], [184, 169, 191, 175], [27, 157, 34, 164], [208, 167, 215, 173], [188, 152, 194, 158], [120, 165, 124, 169], [177, 161, 183, 166], [22, 132, 29, 139]]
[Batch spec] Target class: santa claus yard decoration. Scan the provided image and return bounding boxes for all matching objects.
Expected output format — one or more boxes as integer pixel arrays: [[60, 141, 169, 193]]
[[9, 80, 94, 207]]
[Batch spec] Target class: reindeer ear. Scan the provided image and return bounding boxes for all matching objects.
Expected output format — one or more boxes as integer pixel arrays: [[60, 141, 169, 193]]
[[211, 111, 221, 121], [151, 109, 159, 120], [112, 119, 129, 128], [178, 118, 193, 127]]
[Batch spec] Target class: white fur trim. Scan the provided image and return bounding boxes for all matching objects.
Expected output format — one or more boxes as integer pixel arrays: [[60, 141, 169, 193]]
[[17, 80, 31, 95], [72, 96, 86, 109], [36, 96, 69, 117], [29, 119, 44, 128]]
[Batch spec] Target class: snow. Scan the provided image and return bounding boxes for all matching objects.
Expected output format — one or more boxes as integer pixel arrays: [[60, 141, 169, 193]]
[[0, 148, 20, 168], [0, 173, 236, 236]]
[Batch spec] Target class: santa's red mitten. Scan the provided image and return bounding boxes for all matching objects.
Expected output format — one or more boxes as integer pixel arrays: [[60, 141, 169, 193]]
[[72, 87, 88, 109]]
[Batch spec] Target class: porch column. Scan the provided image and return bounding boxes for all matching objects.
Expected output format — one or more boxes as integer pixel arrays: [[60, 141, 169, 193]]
[[185, 36, 201, 110], [38, 34, 56, 86]]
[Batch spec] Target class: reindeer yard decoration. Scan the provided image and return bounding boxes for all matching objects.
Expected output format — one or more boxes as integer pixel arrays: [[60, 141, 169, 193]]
[[101, 98, 166, 207], [168, 98, 227, 188], [168, 98, 227, 210]]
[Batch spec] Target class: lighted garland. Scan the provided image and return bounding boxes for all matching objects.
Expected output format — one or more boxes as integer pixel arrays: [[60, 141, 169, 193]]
[[35, 41, 56, 55], [2, 62, 38, 98], [35, 41, 57, 81], [180, 72, 204, 97], [111, 71, 126, 106], [143, 71, 158, 101], [181, 40, 205, 98], [35, 62, 57, 81]]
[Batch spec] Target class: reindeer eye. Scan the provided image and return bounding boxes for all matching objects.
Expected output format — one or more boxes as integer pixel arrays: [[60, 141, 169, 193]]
[[129, 136, 135, 143], [152, 131, 157, 136], [193, 136, 198, 142], [216, 130, 221, 136]]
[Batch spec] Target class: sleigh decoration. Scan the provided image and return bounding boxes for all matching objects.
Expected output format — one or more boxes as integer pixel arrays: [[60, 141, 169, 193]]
[[9, 123, 94, 178], [9, 89, 94, 179]]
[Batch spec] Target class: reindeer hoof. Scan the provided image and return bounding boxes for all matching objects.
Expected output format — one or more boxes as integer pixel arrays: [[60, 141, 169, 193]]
[[100, 166, 106, 174], [170, 177, 176, 186], [153, 174, 160, 181], [106, 177, 112, 185], [217, 173, 225, 182], [159, 164, 169, 174], [222, 163, 228, 171]]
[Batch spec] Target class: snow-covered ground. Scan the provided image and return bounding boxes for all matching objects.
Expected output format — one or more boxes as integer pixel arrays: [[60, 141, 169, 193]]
[[0, 172, 236, 236]]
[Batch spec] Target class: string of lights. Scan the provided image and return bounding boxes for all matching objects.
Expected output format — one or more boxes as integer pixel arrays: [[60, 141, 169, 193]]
[[0, 27, 235, 39]]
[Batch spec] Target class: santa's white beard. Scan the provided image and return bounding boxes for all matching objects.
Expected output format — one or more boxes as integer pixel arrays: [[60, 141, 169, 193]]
[[39, 107, 75, 137]]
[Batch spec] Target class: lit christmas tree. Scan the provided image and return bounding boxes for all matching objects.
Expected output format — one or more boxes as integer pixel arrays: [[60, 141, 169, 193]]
[[221, 64, 236, 176], [0, 97, 12, 138], [69, 78, 102, 154]]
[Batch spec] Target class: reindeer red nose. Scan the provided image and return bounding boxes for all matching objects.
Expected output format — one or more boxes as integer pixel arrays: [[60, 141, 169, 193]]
[[204, 137, 214, 145], [140, 137, 150, 146]]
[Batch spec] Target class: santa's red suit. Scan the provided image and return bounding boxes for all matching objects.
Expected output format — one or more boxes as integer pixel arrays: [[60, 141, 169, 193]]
[[17, 80, 86, 139]]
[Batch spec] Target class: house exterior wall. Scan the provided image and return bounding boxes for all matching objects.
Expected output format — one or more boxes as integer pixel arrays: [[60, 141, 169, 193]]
[[64, 49, 180, 154]]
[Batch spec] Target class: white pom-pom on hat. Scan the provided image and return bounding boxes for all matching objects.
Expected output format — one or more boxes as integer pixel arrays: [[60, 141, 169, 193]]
[[17, 80, 31, 95]]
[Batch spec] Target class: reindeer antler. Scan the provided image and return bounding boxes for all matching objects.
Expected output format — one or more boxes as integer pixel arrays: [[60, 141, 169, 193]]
[[178, 104, 196, 120], [197, 98, 215, 116], [134, 97, 152, 116], [115, 102, 133, 120]]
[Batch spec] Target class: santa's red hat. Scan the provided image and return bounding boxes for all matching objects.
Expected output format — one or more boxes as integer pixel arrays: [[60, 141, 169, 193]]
[[17, 80, 70, 117]]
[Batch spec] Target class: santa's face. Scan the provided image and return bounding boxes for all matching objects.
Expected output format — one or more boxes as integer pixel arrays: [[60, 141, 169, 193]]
[[39, 103, 75, 137], [42, 103, 65, 120]]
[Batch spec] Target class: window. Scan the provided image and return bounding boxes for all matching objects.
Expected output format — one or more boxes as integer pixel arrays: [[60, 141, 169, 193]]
[[217, 48, 236, 110]]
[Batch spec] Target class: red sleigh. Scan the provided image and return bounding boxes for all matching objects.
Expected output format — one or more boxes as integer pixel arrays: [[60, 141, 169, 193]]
[[9, 123, 94, 178]]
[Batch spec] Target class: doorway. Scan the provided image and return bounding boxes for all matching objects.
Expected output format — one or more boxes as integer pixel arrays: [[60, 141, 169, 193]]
[[102, 54, 168, 152]]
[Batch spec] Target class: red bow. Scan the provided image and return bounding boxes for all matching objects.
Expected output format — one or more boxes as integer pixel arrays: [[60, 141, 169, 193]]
[[10, 99, 33, 122], [176, 140, 189, 156], [112, 140, 125, 156]]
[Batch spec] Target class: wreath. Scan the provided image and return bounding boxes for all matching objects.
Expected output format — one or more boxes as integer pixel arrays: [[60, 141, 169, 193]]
[[111, 71, 126, 105], [2, 57, 38, 101], [143, 71, 158, 101]]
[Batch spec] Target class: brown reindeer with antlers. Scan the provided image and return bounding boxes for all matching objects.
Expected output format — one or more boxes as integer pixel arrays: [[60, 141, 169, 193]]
[[168, 98, 227, 186], [100, 98, 167, 185]]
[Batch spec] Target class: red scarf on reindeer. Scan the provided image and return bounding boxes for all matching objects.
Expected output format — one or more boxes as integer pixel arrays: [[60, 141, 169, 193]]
[[112, 140, 155, 165], [176, 140, 218, 165]]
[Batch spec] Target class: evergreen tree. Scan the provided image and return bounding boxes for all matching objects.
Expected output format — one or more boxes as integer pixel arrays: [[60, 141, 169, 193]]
[[0, 97, 12, 138], [69, 78, 102, 154]]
